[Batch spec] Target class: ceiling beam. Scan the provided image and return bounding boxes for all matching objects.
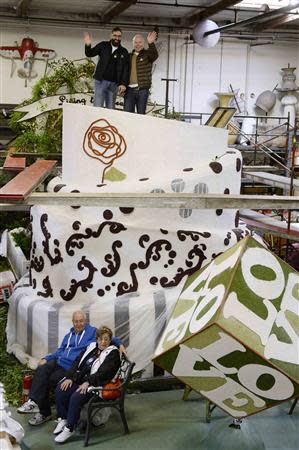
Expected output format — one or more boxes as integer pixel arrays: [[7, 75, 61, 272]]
[[253, 13, 299, 31], [203, 1, 299, 36], [16, 0, 32, 17], [101, 0, 137, 23], [187, 0, 242, 25]]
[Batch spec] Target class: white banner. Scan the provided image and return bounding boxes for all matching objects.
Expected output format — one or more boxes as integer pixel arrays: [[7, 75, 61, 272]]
[[15, 94, 165, 122], [15, 93, 94, 122]]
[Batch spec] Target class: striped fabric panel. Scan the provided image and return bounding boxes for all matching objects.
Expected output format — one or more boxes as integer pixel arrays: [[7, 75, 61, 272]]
[[11, 292, 25, 344], [114, 293, 139, 347], [27, 299, 46, 354], [154, 290, 167, 348], [48, 302, 66, 354]]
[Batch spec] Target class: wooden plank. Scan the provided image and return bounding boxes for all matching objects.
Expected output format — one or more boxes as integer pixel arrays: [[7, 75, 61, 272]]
[[3, 155, 26, 172], [240, 210, 299, 242], [245, 172, 299, 190], [253, 13, 299, 31], [101, 0, 137, 23], [187, 0, 242, 25], [0, 192, 296, 210], [0, 160, 57, 201], [16, 0, 32, 17]]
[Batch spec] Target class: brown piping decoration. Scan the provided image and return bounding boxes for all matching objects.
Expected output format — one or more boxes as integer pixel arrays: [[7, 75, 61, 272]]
[[83, 118, 127, 183]]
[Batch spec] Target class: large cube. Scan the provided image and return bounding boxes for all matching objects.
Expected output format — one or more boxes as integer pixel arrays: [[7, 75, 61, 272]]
[[153, 236, 299, 418]]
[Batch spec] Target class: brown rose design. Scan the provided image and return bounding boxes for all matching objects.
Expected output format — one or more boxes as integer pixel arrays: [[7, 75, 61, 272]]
[[83, 118, 127, 183]]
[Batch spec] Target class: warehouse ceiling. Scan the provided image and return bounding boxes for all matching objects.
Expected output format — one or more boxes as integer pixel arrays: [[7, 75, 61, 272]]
[[0, 0, 298, 41]]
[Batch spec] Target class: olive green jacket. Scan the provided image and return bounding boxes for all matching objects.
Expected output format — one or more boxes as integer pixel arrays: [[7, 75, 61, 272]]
[[130, 43, 158, 89]]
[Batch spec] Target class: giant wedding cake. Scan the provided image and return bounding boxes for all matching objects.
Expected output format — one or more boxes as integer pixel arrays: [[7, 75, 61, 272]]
[[7, 103, 249, 372]]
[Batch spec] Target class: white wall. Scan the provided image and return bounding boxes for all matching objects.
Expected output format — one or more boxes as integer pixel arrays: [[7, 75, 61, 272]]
[[0, 23, 298, 117]]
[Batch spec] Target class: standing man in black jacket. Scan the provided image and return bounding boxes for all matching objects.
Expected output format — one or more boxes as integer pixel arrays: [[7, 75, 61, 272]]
[[124, 31, 158, 115], [84, 27, 129, 109]]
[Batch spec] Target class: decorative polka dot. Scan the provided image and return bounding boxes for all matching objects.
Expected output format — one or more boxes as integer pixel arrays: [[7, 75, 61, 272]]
[[70, 190, 80, 210], [235, 211, 240, 227], [169, 251, 176, 258], [151, 188, 165, 193], [236, 158, 241, 172], [105, 285, 111, 291], [171, 178, 185, 193], [179, 208, 192, 218], [103, 210, 113, 220], [164, 264, 168, 268], [160, 229, 168, 234], [224, 188, 230, 194], [209, 162, 223, 174], [119, 207, 134, 214], [97, 289, 104, 296], [216, 209, 223, 216], [53, 184, 66, 192], [194, 183, 208, 194]]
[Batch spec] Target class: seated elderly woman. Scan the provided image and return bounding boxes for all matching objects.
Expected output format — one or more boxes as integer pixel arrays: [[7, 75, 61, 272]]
[[53, 325, 121, 443]]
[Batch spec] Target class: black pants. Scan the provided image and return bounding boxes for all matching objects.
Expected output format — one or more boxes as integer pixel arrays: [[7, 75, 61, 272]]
[[29, 360, 67, 417]]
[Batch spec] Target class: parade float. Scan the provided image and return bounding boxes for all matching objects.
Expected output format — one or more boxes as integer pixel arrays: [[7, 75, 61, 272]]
[[6, 102, 250, 375]]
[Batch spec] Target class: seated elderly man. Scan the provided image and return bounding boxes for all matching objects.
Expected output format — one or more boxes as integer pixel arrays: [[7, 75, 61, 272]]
[[17, 310, 124, 426]]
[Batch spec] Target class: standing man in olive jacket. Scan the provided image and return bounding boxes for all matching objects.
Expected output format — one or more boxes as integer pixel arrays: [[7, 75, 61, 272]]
[[124, 31, 158, 115], [84, 27, 129, 108]]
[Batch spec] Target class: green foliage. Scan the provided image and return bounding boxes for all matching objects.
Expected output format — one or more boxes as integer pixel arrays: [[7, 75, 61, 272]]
[[11, 230, 31, 260], [0, 257, 10, 272], [0, 211, 30, 233], [0, 306, 24, 405], [8, 57, 95, 155], [167, 110, 182, 120], [0, 173, 12, 187]]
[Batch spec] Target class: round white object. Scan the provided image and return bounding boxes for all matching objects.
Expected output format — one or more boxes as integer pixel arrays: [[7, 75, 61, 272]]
[[255, 90, 276, 113], [192, 20, 220, 48]]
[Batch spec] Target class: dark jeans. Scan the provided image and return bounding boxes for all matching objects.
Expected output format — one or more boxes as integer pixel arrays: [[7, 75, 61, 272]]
[[29, 360, 67, 417], [124, 87, 149, 114], [55, 382, 93, 430]]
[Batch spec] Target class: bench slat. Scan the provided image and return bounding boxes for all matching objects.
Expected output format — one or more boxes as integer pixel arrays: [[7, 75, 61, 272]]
[[0, 160, 57, 200], [3, 155, 26, 172]]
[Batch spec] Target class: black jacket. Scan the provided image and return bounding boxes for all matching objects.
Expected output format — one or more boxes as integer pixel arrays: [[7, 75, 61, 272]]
[[85, 41, 129, 86], [64, 343, 120, 387]]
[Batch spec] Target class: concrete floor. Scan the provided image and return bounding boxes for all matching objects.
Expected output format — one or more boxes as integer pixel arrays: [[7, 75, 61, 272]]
[[11, 389, 298, 450]]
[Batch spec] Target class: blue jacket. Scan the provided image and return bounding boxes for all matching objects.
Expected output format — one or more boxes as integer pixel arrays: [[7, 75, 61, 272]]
[[44, 324, 121, 370]]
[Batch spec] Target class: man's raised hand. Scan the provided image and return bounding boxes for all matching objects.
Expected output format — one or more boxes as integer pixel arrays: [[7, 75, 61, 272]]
[[147, 31, 157, 44], [84, 32, 92, 45]]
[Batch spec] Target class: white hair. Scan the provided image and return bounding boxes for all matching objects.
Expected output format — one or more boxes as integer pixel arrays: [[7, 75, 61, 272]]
[[72, 310, 86, 321], [133, 34, 145, 43]]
